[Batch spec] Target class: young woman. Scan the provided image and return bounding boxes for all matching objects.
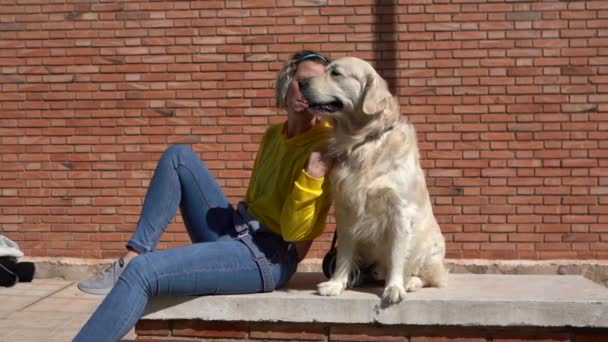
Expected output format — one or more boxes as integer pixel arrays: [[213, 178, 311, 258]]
[[74, 51, 333, 341]]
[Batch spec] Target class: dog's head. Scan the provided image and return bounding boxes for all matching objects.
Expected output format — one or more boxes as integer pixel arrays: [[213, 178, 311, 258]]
[[300, 57, 399, 133]]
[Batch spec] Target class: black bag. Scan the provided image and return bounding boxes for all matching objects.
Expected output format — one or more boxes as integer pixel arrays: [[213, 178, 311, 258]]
[[0, 257, 18, 287], [321, 232, 379, 288], [0, 257, 35, 287]]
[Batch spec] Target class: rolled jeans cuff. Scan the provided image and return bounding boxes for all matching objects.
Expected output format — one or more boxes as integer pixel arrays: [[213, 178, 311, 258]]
[[126, 240, 150, 254]]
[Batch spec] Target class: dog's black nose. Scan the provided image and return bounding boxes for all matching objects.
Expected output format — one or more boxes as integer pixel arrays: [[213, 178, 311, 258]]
[[298, 78, 310, 90]]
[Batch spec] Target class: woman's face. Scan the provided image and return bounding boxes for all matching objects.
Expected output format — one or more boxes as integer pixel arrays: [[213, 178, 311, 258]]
[[285, 60, 326, 114]]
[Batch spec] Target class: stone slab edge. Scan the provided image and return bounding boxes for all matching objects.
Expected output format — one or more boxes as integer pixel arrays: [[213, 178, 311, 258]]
[[140, 274, 608, 328], [22, 256, 608, 288]]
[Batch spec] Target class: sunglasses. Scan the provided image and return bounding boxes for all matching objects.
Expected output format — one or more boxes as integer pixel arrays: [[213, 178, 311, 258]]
[[295, 52, 331, 66]]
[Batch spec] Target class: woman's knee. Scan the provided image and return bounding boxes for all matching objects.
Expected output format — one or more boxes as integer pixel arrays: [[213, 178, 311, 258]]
[[163, 144, 195, 160], [159, 144, 200, 169], [120, 255, 154, 289]]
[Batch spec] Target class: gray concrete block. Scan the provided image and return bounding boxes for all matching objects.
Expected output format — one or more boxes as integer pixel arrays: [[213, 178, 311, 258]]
[[141, 273, 608, 328]]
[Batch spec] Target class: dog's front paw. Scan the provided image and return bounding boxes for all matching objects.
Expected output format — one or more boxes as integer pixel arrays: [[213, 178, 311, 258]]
[[317, 280, 346, 297], [405, 276, 423, 292], [382, 284, 406, 304]]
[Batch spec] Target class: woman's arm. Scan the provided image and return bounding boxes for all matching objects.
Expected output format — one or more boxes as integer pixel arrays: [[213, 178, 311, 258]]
[[279, 148, 333, 241]]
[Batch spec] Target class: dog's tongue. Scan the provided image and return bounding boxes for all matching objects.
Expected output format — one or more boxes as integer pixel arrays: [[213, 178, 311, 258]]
[[308, 99, 343, 113]]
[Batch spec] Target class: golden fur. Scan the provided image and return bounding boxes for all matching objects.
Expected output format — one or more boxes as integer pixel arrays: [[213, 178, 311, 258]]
[[301, 57, 447, 303]]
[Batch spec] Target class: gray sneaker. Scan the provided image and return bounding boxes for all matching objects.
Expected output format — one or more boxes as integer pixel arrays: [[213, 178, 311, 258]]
[[78, 258, 129, 295]]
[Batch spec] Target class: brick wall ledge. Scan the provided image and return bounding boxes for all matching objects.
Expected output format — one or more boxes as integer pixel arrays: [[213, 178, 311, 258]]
[[24, 256, 608, 287], [139, 273, 608, 328], [134, 273, 608, 341]]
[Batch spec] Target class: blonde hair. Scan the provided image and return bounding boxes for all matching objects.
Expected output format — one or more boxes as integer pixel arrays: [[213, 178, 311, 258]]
[[275, 51, 331, 108]]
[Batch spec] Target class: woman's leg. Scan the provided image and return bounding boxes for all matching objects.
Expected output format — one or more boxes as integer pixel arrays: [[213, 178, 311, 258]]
[[79, 144, 234, 295], [128, 144, 235, 253], [74, 238, 299, 342]]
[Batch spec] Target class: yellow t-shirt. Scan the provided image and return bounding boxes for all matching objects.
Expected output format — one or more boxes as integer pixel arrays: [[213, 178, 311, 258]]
[[245, 121, 332, 242]]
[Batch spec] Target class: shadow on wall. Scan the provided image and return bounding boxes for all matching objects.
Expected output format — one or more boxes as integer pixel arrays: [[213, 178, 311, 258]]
[[373, 0, 398, 94]]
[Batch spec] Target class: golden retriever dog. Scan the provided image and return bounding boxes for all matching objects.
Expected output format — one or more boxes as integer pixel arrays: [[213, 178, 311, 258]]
[[299, 57, 447, 304]]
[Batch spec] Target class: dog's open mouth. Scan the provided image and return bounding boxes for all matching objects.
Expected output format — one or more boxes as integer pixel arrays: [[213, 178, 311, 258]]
[[308, 99, 343, 114]]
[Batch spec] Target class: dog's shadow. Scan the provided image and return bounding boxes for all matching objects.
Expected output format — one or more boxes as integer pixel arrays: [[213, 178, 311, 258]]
[[285, 272, 393, 306], [348, 284, 398, 309]]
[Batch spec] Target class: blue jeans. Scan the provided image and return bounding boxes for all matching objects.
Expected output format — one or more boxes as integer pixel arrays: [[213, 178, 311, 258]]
[[74, 145, 299, 342]]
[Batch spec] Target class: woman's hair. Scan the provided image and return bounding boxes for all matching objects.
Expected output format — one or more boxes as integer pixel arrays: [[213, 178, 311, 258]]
[[275, 50, 331, 108]]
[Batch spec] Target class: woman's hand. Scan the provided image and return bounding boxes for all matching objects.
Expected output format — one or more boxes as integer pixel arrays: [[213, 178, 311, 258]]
[[306, 148, 333, 178]]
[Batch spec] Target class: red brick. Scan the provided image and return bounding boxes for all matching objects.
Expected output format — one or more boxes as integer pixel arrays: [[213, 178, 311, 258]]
[[411, 338, 486, 342], [172, 320, 248, 339], [134, 320, 170, 337], [575, 334, 608, 342], [492, 331, 569, 341], [330, 325, 406, 342], [136, 339, 190, 342], [250, 323, 327, 341], [561, 66, 596, 76]]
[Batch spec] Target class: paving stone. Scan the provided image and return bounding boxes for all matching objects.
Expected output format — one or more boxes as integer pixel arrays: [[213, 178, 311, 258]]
[[0, 279, 135, 341]]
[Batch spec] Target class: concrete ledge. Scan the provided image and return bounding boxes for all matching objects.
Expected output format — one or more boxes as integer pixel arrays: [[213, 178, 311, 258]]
[[22, 256, 114, 281], [24, 257, 608, 288], [141, 273, 608, 328], [300, 258, 608, 288]]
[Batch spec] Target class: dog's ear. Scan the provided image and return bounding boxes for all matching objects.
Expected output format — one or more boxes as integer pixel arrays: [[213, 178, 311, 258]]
[[362, 74, 393, 115]]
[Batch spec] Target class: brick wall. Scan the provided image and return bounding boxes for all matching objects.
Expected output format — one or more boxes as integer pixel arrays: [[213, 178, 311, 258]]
[[135, 320, 608, 342], [0, 0, 606, 260]]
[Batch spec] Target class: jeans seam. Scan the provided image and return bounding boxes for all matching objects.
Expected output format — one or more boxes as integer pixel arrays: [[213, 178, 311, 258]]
[[176, 162, 216, 210], [133, 163, 178, 253], [113, 279, 147, 340], [152, 265, 259, 280], [156, 164, 177, 238], [148, 264, 263, 297], [143, 244, 260, 284]]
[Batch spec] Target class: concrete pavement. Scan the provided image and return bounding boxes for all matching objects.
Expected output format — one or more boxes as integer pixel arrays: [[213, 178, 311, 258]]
[[0, 279, 135, 342]]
